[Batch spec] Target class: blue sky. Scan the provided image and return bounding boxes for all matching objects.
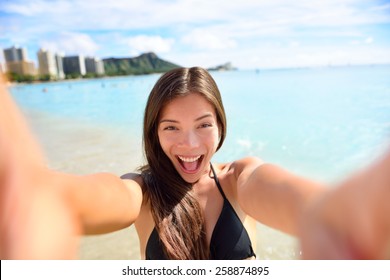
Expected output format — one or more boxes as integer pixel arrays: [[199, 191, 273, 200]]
[[1, 0, 390, 69]]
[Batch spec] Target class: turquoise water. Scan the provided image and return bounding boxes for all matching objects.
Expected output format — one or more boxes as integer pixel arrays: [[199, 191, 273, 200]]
[[10, 65, 390, 183]]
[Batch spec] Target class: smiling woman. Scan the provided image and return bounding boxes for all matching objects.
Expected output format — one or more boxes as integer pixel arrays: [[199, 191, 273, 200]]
[[157, 94, 220, 181], [139, 67, 228, 259]]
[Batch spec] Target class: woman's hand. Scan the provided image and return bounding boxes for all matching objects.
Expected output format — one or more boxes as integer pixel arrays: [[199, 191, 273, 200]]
[[299, 150, 390, 259], [0, 166, 82, 259]]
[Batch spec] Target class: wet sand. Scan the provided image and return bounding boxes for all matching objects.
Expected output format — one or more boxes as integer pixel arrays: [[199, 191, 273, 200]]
[[25, 109, 298, 260]]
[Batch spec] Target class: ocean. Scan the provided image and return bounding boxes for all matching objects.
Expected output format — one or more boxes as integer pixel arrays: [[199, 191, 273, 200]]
[[8, 64, 390, 259]]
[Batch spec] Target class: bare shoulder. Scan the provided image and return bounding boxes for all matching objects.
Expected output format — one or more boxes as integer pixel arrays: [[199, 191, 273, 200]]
[[229, 156, 264, 178], [232, 156, 264, 166], [213, 157, 264, 183]]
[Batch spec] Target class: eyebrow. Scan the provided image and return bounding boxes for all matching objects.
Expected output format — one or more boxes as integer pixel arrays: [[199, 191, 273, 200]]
[[160, 113, 214, 124]]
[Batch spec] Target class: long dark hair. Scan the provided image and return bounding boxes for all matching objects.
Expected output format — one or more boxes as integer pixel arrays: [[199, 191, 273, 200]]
[[140, 67, 227, 259]]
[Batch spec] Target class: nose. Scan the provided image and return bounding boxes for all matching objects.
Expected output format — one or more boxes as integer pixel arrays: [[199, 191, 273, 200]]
[[179, 130, 200, 148]]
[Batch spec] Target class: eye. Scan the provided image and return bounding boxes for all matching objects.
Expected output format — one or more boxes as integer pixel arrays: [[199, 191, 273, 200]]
[[163, 125, 178, 131], [199, 123, 212, 128]]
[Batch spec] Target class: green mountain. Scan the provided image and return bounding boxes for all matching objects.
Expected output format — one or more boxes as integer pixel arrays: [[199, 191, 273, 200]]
[[103, 52, 180, 76], [207, 62, 237, 71]]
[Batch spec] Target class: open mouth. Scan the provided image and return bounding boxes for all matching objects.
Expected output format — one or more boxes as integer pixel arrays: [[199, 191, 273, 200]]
[[177, 155, 204, 173]]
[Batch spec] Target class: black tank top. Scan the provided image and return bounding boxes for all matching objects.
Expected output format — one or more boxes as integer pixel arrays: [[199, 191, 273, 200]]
[[145, 164, 256, 259]]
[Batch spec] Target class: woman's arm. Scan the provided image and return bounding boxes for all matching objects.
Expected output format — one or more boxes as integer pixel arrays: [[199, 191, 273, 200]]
[[54, 171, 143, 234], [299, 150, 390, 259], [0, 76, 80, 258], [235, 157, 326, 235]]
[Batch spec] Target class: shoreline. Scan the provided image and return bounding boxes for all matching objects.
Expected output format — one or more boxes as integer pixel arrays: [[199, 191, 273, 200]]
[[6, 63, 390, 88], [5, 72, 164, 88]]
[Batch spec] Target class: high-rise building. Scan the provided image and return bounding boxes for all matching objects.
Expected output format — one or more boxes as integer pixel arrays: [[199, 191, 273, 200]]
[[85, 57, 105, 75], [6, 61, 36, 76], [3, 46, 27, 62], [55, 53, 65, 79], [37, 48, 57, 77], [3, 46, 35, 76], [96, 60, 105, 75], [63, 55, 86, 76]]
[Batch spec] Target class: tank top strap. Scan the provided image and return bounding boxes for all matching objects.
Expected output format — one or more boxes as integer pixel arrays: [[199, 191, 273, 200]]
[[210, 163, 227, 200]]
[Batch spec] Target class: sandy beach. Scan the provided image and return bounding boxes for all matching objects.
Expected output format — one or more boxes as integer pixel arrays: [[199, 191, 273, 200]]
[[25, 109, 298, 260]]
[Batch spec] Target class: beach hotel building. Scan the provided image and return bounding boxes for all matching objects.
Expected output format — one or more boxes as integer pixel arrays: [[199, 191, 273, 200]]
[[85, 57, 105, 75], [4, 45, 27, 62], [55, 54, 65, 79], [3, 45, 105, 79], [3, 46, 36, 76], [63, 55, 86, 76], [37, 49, 65, 80]]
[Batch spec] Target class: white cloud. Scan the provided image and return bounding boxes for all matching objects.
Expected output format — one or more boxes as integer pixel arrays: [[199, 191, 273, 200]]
[[2, 0, 390, 68], [365, 37, 373, 44], [3, 0, 387, 32], [125, 35, 174, 55], [289, 41, 301, 48], [0, 0, 70, 16], [181, 29, 236, 51], [350, 36, 375, 46], [40, 32, 99, 56]]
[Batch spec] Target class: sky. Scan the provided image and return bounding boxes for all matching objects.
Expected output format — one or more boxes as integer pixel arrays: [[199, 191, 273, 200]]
[[1, 0, 390, 70]]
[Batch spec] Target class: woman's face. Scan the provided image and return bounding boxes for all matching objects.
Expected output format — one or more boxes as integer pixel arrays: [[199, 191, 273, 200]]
[[158, 93, 220, 183]]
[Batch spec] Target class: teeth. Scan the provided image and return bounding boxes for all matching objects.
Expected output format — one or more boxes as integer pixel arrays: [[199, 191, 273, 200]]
[[178, 155, 201, 162]]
